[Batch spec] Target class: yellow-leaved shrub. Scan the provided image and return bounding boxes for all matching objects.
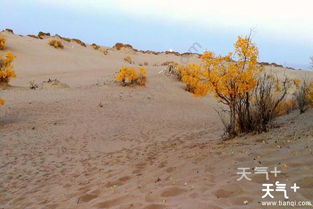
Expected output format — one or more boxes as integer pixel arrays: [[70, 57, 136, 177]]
[[178, 35, 298, 137], [0, 51, 16, 83], [0, 36, 7, 50], [48, 39, 64, 49], [178, 64, 208, 96], [116, 66, 147, 86]]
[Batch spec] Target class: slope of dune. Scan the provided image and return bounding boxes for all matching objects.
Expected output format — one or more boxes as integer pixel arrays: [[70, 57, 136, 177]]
[[0, 31, 312, 209]]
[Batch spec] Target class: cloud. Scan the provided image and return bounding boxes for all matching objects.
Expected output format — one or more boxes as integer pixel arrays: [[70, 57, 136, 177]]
[[35, 0, 313, 43]]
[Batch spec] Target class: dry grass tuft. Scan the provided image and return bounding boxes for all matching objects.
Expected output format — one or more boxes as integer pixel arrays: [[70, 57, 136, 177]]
[[38, 32, 51, 39], [72, 39, 86, 47], [114, 43, 134, 50], [161, 61, 178, 66], [48, 39, 64, 49], [27, 35, 39, 39]]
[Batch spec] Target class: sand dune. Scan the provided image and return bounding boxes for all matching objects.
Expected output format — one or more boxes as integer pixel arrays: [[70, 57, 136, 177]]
[[0, 31, 312, 209]]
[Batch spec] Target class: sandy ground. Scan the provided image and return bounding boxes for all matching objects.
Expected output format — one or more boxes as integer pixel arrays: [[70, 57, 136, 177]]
[[0, 31, 312, 209]]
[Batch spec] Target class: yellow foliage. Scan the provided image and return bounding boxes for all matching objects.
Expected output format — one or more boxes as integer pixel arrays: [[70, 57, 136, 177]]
[[0, 36, 7, 50], [179, 36, 263, 100], [116, 66, 147, 86], [48, 39, 64, 49], [0, 98, 4, 105], [275, 99, 296, 116], [179, 36, 267, 136], [178, 64, 208, 96], [0, 51, 16, 83]]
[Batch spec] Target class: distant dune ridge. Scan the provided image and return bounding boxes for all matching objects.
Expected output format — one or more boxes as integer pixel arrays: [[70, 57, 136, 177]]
[[0, 29, 312, 209]]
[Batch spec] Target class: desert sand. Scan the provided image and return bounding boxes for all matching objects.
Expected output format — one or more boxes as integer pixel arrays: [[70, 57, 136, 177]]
[[0, 31, 312, 209]]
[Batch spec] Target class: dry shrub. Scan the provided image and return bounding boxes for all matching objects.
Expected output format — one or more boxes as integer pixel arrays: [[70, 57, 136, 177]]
[[165, 51, 181, 56], [295, 80, 310, 114], [72, 39, 86, 47], [101, 49, 108, 55], [244, 74, 295, 133], [275, 99, 297, 116], [0, 36, 7, 50], [124, 56, 134, 64], [116, 66, 147, 86], [28, 35, 39, 39], [164, 62, 180, 79], [48, 39, 64, 49], [38, 32, 50, 39], [161, 61, 178, 66], [91, 43, 100, 50], [114, 43, 133, 50], [29, 81, 39, 90], [308, 82, 313, 106], [0, 52, 16, 84], [55, 34, 71, 42], [142, 50, 160, 55], [40, 78, 69, 89]]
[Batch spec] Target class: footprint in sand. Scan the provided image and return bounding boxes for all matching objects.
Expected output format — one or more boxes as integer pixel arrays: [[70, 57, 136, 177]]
[[161, 187, 187, 197], [213, 184, 243, 198], [78, 194, 98, 203], [143, 204, 167, 209], [94, 196, 127, 208], [78, 189, 101, 203], [105, 176, 131, 187]]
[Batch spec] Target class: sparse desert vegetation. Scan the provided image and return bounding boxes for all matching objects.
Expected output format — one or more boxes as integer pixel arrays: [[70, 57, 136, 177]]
[[177, 36, 303, 137], [48, 39, 64, 49], [114, 42, 134, 50], [0, 30, 313, 209], [0, 51, 16, 84], [0, 36, 7, 50], [116, 66, 147, 86]]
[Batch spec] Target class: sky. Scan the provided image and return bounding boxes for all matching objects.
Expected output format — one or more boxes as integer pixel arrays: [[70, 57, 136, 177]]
[[1, 0, 313, 69]]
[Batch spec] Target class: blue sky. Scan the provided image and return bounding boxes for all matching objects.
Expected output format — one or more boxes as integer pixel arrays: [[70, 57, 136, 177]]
[[1, 0, 313, 69]]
